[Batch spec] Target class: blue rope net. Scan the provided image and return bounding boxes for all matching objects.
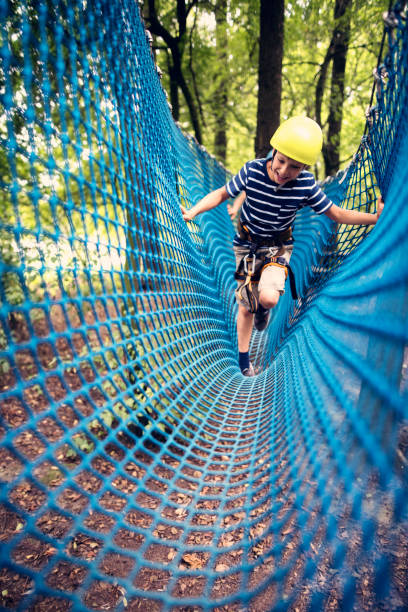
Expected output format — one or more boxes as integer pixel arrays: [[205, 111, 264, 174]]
[[0, 1, 407, 610]]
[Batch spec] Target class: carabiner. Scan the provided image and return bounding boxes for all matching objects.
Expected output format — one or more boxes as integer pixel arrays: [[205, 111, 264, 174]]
[[243, 253, 256, 275]]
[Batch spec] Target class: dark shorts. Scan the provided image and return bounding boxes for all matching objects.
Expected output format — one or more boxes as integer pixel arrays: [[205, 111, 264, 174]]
[[233, 243, 293, 311]]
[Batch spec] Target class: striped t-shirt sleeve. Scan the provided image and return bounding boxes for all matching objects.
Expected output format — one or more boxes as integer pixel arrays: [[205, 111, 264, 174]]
[[307, 181, 333, 214], [225, 163, 249, 198]]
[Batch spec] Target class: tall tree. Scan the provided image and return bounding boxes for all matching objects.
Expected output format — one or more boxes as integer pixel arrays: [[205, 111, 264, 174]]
[[213, 0, 228, 163], [315, 0, 353, 175], [255, 0, 284, 157], [146, 0, 388, 173], [143, 0, 203, 143]]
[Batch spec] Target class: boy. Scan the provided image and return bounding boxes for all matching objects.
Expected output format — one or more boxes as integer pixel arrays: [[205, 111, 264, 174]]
[[181, 117, 384, 376]]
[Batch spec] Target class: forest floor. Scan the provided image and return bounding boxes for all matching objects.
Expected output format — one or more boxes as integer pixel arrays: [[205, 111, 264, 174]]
[[0, 306, 407, 611]]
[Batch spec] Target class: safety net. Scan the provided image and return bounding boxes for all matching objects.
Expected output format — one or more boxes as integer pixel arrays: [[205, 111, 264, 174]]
[[0, 1, 407, 610]]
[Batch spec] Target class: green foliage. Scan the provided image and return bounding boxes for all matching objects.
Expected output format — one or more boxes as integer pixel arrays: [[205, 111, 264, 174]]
[[151, 0, 391, 177], [283, 0, 390, 177], [0, 228, 122, 307], [151, 0, 258, 171], [0, 230, 25, 306]]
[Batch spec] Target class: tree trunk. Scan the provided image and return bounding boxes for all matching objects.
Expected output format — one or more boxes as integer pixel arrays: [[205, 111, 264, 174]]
[[322, 0, 353, 176], [213, 0, 228, 163], [167, 55, 180, 121], [315, 41, 335, 131], [255, 0, 284, 158], [174, 57, 203, 142], [144, 0, 202, 143]]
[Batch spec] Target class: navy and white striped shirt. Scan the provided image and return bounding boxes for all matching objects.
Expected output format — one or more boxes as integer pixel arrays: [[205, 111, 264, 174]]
[[225, 158, 333, 244]]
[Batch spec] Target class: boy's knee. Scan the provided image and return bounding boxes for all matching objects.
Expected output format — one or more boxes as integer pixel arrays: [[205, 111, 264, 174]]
[[259, 289, 280, 309]]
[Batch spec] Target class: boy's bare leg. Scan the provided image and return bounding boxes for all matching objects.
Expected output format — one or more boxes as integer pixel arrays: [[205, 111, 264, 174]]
[[259, 288, 280, 310], [254, 289, 281, 332], [237, 304, 254, 352]]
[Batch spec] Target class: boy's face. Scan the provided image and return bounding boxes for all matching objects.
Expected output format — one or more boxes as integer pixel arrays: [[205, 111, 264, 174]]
[[270, 150, 305, 185]]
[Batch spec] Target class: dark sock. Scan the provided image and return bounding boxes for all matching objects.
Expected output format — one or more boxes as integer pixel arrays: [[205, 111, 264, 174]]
[[239, 351, 250, 372]]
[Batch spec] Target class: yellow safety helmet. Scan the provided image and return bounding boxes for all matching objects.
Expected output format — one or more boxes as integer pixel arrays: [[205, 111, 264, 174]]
[[270, 117, 323, 165]]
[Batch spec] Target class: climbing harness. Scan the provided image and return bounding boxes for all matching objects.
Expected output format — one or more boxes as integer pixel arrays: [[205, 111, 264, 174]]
[[234, 219, 298, 310], [237, 217, 292, 247], [235, 248, 259, 313]]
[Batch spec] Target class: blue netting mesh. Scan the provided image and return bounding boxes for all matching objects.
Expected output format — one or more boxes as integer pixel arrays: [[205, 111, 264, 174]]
[[0, 1, 407, 611]]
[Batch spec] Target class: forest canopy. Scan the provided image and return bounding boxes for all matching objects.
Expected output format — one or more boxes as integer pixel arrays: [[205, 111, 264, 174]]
[[142, 0, 390, 177]]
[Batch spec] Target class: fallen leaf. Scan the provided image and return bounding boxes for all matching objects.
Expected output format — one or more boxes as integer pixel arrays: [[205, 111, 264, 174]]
[[182, 553, 205, 569]]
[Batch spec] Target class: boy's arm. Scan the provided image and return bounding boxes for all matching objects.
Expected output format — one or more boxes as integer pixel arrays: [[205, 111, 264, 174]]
[[181, 186, 230, 221], [324, 195, 384, 225], [227, 191, 246, 220]]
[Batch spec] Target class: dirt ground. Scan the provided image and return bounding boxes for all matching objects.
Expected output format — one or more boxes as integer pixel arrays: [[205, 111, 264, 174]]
[[0, 304, 407, 611]]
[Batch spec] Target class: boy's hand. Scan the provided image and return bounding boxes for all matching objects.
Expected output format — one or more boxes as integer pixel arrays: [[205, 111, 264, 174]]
[[181, 205, 194, 222], [227, 203, 238, 220], [376, 195, 384, 221]]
